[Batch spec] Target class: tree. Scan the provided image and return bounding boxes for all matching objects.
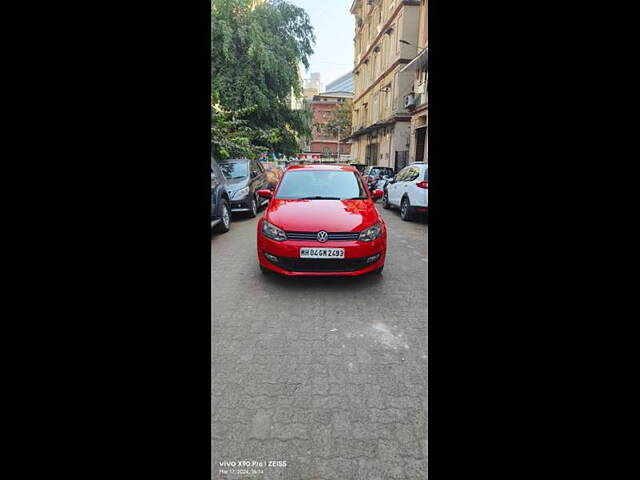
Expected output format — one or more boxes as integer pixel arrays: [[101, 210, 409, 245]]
[[314, 98, 353, 141], [212, 0, 315, 156]]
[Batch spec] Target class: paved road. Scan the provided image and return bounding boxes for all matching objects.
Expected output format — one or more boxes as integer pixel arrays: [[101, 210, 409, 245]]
[[212, 202, 428, 480]]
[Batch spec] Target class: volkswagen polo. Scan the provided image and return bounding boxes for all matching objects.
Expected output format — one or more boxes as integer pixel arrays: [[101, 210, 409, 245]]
[[256, 164, 387, 276]]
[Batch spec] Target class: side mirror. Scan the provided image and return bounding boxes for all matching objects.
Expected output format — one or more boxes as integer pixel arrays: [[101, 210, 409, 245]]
[[371, 189, 384, 200], [257, 189, 272, 199]]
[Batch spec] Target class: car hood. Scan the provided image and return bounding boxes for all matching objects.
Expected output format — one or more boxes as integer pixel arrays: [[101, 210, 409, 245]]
[[225, 177, 248, 189], [265, 198, 379, 232]]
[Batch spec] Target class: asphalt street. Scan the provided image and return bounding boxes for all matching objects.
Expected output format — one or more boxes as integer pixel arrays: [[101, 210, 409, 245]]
[[212, 202, 428, 479]]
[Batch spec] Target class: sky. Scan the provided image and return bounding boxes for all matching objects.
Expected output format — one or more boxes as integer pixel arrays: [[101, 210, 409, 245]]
[[288, 0, 355, 89]]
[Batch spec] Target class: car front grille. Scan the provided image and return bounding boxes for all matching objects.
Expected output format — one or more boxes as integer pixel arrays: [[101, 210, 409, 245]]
[[270, 256, 370, 272], [285, 231, 360, 241]]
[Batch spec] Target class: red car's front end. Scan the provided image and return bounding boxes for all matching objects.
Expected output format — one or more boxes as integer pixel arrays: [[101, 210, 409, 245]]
[[257, 165, 387, 276]]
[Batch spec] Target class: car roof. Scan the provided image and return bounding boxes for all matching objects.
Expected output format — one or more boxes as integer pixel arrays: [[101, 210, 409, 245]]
[[285, 164, 358, 173]]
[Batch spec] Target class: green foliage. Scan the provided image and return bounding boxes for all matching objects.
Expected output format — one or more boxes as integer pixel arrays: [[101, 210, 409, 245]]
[[212, 0, 315, 157]]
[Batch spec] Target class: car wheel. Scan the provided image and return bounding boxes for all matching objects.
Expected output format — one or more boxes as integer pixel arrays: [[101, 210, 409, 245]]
[[248, 196, 257, 218], [400, 197, 413, 221], [382, 191, 391, 209], [259, 265, 270, 274], [214, 200, 231, 233]]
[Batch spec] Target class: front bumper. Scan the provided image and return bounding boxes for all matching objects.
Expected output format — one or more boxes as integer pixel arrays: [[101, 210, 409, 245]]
[[257, 231, 386, 276], [230, 196, 251, 212]]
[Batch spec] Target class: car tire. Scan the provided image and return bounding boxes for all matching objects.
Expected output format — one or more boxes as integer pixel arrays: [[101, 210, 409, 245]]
[[382, 191, 391, 209], [259, 265, 270, 274], [214, 199, 231, 233], [248, 196, 257, 218], [400, 196, 413, 221]]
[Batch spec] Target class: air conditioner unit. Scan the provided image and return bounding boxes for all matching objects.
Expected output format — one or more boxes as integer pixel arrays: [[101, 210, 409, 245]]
[[404, 93, 416, 109]]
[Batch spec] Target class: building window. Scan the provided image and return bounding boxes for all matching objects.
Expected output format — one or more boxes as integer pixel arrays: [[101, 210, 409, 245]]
[[323, 147, 330, 154]]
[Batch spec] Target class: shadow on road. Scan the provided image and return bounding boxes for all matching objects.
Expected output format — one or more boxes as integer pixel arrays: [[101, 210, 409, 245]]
[[258, 268, 384, 292]]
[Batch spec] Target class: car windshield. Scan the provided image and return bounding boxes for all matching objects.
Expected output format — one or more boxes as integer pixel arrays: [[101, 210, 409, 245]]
[[275, 170, 368, 200], [218, 160, 248, 179]]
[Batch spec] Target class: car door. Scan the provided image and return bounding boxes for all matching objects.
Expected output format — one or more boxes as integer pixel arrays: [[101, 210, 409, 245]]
[[397, 166, 413, 203], [388, 167, 408, 205], [404, 165, 424, 207], [251, 160, 268, 204], [256, 161, 268, 190]]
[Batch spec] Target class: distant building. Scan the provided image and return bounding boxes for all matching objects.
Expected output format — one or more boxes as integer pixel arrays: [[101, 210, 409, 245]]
[[303, 87, 320, 99], [304, 72, 323, 94], [309, 91, 353, 158], [326, 72, 354, 94]]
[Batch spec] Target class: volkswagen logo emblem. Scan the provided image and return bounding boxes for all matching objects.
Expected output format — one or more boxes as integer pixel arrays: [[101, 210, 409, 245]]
[[317, 231, 329, 243]]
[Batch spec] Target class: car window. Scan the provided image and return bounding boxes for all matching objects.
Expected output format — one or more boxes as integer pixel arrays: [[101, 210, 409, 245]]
[[275, 170, 368, 200], [395, 167, 410, 182], [218, 160, 248, 179], [406, 166, 420, 182]]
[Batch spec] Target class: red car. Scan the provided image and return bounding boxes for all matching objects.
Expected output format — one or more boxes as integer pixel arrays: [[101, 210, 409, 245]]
[[256, 164, 387, 276]]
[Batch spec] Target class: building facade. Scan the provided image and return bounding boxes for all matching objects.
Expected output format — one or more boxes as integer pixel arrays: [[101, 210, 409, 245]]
[[347, 0, 423, 171], [402, 0, 427, 164], [309, 92, 353, 157]]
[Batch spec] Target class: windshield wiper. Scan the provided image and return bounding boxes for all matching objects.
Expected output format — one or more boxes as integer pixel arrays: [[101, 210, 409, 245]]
[[299, 196, 341, 200], [344, 196, 368, 200]]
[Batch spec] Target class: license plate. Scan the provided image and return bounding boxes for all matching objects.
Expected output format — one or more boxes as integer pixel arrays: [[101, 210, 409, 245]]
[[299, 248, 345, 259]]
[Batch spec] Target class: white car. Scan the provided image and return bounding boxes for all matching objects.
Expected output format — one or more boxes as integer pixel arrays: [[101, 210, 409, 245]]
[[382, 162, 428, 221]]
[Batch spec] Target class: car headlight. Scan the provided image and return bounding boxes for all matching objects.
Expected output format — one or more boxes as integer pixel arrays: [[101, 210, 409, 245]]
[[358, 222, 382, 242], [262, 220, 287, 241], [231, 187, 249, 199]]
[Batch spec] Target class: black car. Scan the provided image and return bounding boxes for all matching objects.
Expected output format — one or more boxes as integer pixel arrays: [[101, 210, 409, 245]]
[[363, 166, 395, 191], [211, 158, 231, 233], [350, 163, 366, 175], [217, 158, 270, 217]]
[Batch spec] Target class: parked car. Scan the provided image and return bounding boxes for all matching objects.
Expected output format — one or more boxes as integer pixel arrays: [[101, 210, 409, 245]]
[[382, 162, 428, 221], [256, 164, 387, 276], [211, 158, 231, 233], [350, 163, 366, 175], [217, 158, 270, 217], [362, 166, 395, 192]]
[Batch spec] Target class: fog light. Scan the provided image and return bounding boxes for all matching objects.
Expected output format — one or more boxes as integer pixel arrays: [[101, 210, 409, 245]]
[[264, 252, 278, 263], [366, 253, 381, 264]]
